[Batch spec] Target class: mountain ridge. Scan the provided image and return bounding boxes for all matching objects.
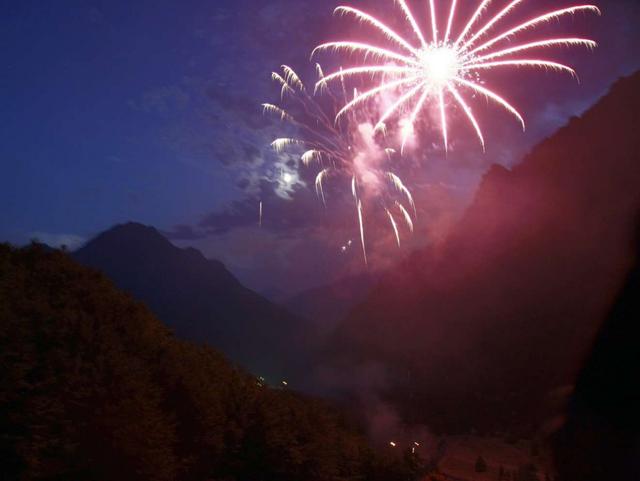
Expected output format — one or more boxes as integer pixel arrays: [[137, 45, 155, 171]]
[[74, 222, 311, 380], [284, 272, 381, 334]]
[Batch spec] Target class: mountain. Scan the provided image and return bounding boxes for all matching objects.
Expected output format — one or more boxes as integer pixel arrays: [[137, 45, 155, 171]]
[[74, 222, 309, 380], [0, 243, 429, 481], [328, 72, 640, 434], [553, 222, 640, 480], [284, 273, 381, 334]]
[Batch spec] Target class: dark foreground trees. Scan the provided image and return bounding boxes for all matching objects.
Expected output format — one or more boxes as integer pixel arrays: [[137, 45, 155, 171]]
[[0, 244, 427, 481], [475, 456, 488, 473]]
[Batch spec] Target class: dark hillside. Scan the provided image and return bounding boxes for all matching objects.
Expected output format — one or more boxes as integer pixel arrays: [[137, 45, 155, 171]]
[[0, 243, 429, 481], [74, 223, 309, 380], [553, 222, 640, 480], [331, 71, 640, 434]]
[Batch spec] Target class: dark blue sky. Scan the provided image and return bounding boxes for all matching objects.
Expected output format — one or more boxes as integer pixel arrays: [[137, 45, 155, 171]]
[[2, 0, 639, 295], [2, 0, 244, 241]]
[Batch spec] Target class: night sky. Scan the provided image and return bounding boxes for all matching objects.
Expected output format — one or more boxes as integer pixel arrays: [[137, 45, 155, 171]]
[[2, 0, 639, 295]]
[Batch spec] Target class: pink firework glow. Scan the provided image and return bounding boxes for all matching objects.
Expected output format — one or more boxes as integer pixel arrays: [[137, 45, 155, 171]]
[[313, 0, 600, 152]]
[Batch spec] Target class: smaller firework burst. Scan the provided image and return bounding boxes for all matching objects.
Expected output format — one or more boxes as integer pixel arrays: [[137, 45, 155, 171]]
[[263, 65, 417, 264]]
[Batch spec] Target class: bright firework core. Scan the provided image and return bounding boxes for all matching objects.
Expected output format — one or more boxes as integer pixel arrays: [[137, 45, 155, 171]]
[[419, 44, 461, 88]]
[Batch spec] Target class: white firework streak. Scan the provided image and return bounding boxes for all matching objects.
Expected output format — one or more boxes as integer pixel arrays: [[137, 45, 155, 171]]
[[463, 6, 601, 58], [282, 65, 305, 91], [262, 103, 294, 122], [357, 199, 367, 265], [301, 149, 322, 166], [443, 0, 458, 43], [271, 138, 306, 153], [315, 169, 329, 205], [447, 83, 485, 150], [312, 0, 599, 150], [264, 66, 417, 264], [386, 208, 401, 247], [401, 86, 431, 152], [388, 172, 416, 215], [396, 201, 414, 232], [375, 81, 427, 133], [271, 72, 295, 99]]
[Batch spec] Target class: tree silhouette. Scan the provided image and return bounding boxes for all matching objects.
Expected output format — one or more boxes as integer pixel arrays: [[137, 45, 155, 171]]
[[475, 456, 488, 473]]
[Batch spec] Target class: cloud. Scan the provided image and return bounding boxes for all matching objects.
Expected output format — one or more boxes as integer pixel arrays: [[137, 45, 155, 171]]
[[206, 87, 271, 130], [197, 178, 316, 236], [29, 232, 86, 250], [130, 85, 191, 115], [163, 224, 209, 241]]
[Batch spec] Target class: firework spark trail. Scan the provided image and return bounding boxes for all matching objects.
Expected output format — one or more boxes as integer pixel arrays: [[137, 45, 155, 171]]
[[460, 0, 526, 52], [447, 83, 485, 150], [313, 0, 599, 150], [438, 88, 448, 152], [463, 6, 601, 57], [467, 38, 598, 64], [334, 7, 417, 54], [316, 169, 329, 205], [357, 199, 367, 264], [335, 76, 422, 121], [386, 208, 401, 247], [429, 0, 439, 42], [387, 173, 416, 215], [312, 41, 419, 66], [264, 66, 417, 264], [460, 60, 578, 77], [375, 82, 426, 133], [454, 0, 493, 49], [444, 0, 458, 43], [396, 201, 414, 232], [401, 86, 430, 152]]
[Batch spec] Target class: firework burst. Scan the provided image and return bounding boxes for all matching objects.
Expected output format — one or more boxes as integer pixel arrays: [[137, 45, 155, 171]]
[[313, 0, 600, 152], [264, 66, 417, 264]]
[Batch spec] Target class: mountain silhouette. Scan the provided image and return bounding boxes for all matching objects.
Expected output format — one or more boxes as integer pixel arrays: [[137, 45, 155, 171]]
[[285, 272, 381, 335], [553, 219, 640, 480], [329, 71, 640, 434], [74, 222, 309, 380]]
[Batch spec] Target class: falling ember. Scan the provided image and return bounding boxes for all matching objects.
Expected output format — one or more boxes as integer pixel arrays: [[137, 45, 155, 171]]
[[316, 169, 329, 206], [357, 199, 367, 265], [388, 173, 416, 216], [396, 201, 414, 232], [386, 208, 401, 247], [389, 441, 397, 447], [313, 0, 599, 151]]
